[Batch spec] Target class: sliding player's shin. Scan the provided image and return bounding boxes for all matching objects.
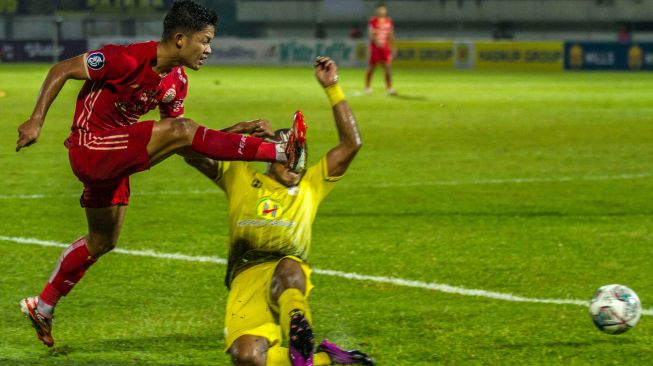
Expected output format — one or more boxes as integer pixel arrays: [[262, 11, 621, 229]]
[[279, 288, 312, 336], [279, 288, 315, 365]]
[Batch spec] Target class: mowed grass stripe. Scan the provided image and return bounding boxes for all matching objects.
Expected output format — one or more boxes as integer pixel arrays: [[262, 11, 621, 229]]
[[0, 171, 651, 200], [3, 235, 651, 316]]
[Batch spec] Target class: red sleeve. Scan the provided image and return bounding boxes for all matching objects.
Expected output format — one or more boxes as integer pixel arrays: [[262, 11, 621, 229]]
[[159, 68, 188, 118], [85, 44, 136, 84]]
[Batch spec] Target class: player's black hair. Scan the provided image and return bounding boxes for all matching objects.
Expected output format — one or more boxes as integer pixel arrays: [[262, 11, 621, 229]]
[[375, 2, 387, 8], [162, 0, 218, 41]]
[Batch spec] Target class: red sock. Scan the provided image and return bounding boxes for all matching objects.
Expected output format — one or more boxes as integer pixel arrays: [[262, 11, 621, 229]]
[[191, 126, 277, 162], [39, 237, 96, 306]]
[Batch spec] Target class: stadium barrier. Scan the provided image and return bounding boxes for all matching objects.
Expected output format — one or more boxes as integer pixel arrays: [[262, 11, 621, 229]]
[[392, 41, 455, 68], [90, 37, 368, 67], [0, 40, 87, 62], [391, 41, 565, 71], [473, 41, 564, 71], [564, 42, 653, 70], [5, 37, 652, 72], [88, 38, 565, 71]]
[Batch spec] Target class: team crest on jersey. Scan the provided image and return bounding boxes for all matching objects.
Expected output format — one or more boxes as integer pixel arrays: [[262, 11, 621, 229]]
[[162, 88, 176, 103], [256, 197, 283, 220], [86, 52, 105, 70]]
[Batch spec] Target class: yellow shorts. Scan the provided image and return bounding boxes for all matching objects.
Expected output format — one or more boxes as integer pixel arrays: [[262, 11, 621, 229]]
[[223, 256, 313, 352]]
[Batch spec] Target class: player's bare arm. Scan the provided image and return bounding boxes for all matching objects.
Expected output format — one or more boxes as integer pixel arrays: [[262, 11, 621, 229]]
[[16, 55, 89, 151], [221, 119, 276, 139], [315, 56, 362, 177]]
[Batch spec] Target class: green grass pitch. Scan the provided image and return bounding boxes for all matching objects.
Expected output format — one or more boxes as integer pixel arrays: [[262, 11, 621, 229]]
[[1, 64, 652, 365]]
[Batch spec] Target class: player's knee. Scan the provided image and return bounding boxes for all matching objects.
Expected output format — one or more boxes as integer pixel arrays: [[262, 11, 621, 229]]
[[163, 117, 198, 143], [230, 336, 267, 366], [86, 237, 116, 257], [272, 258, 306, 294]]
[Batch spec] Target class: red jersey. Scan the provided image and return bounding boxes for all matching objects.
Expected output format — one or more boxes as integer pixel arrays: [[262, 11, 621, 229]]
[[66, 41, 187, 148], [368, 16, 394, 49]]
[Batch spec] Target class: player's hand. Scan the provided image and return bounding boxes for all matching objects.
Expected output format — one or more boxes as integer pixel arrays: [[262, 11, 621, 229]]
[[315, 56, 339, 88], [240, 119, 275, 139], [16, 118, 43, 152]]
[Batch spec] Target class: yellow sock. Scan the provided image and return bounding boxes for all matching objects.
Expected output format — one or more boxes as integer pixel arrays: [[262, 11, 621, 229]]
[[314, 352, 332, 365], [266, 346, 291, 366], [266, 346, 331, 366], [278, 288, 312, 339]]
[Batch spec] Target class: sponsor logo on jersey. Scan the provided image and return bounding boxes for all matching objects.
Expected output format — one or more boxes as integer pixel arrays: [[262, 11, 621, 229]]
[[256, 197, 283, 220], [171, 100, 183, 113], [162, 87, 176, 103], [237, 219, 294, 228], [238, 135, 247, 155], [87, 52, 105, 71], [177, 69, 187, 84]]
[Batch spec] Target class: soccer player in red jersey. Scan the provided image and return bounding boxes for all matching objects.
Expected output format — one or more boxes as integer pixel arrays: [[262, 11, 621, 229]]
[[16, 0, 306, 347], [365, 2, 396, 95]]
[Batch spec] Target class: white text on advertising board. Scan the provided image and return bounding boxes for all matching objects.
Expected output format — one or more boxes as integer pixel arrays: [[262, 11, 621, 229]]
[[280, 42, 352, 63], [479, 50, 561, 63]]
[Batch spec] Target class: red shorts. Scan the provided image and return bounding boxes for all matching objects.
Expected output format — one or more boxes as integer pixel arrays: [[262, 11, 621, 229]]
[[369, 45, 392, 65], [67, 121, 154, 208]]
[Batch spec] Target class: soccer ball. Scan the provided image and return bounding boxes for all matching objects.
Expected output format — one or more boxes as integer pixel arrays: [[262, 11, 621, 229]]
[[589, 284, 641, 335]]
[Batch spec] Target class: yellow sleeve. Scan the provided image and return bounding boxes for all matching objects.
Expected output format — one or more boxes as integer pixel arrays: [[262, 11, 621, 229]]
[[213, 161, 252, 193], [302, 156, 343, 202]]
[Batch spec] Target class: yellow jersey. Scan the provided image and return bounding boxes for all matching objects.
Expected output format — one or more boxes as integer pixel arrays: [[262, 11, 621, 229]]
[[213, 157, 342, 286]]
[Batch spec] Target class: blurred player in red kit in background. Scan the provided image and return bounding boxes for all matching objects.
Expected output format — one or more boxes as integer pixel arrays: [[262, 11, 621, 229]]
[[365, 2, 396, 95]]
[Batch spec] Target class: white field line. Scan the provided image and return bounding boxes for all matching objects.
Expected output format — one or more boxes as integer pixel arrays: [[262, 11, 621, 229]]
[[0, 172, 651, 200], [369, 172, 653, 188], [2, 235, 651, 316]]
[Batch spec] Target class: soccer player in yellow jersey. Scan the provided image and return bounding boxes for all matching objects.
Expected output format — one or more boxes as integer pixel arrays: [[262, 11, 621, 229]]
[[185, 57, 373, 366]]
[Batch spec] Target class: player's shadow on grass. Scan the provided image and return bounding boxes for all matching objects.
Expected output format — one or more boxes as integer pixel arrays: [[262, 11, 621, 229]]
[[90, 333, 222, 352], [14, 334, 226, 365], [389, 93, 428, 101]]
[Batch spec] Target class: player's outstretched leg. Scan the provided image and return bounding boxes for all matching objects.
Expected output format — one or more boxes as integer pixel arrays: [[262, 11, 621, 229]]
[[20, 205, 126, 347], [147, 116, 306, 172], [271, 258, 314, 366]]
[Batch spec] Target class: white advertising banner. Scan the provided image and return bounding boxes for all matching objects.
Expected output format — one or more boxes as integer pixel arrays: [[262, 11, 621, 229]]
[[89, 37, 367, 67], [209, 38, 367, 67]]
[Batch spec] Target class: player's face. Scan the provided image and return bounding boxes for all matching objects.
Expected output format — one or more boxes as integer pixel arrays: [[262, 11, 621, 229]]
[[268, 162, 305, 187], [375, 6, 387, 18], [180, 25, 214, 70]]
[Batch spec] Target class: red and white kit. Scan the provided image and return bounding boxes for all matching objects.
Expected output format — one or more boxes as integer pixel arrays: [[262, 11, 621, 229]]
[[368, 16, 394, 65], [65, 41, 187, 208]]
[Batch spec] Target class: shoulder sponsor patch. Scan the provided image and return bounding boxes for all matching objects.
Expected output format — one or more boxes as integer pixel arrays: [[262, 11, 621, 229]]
[[86, 52, 105, 71]]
